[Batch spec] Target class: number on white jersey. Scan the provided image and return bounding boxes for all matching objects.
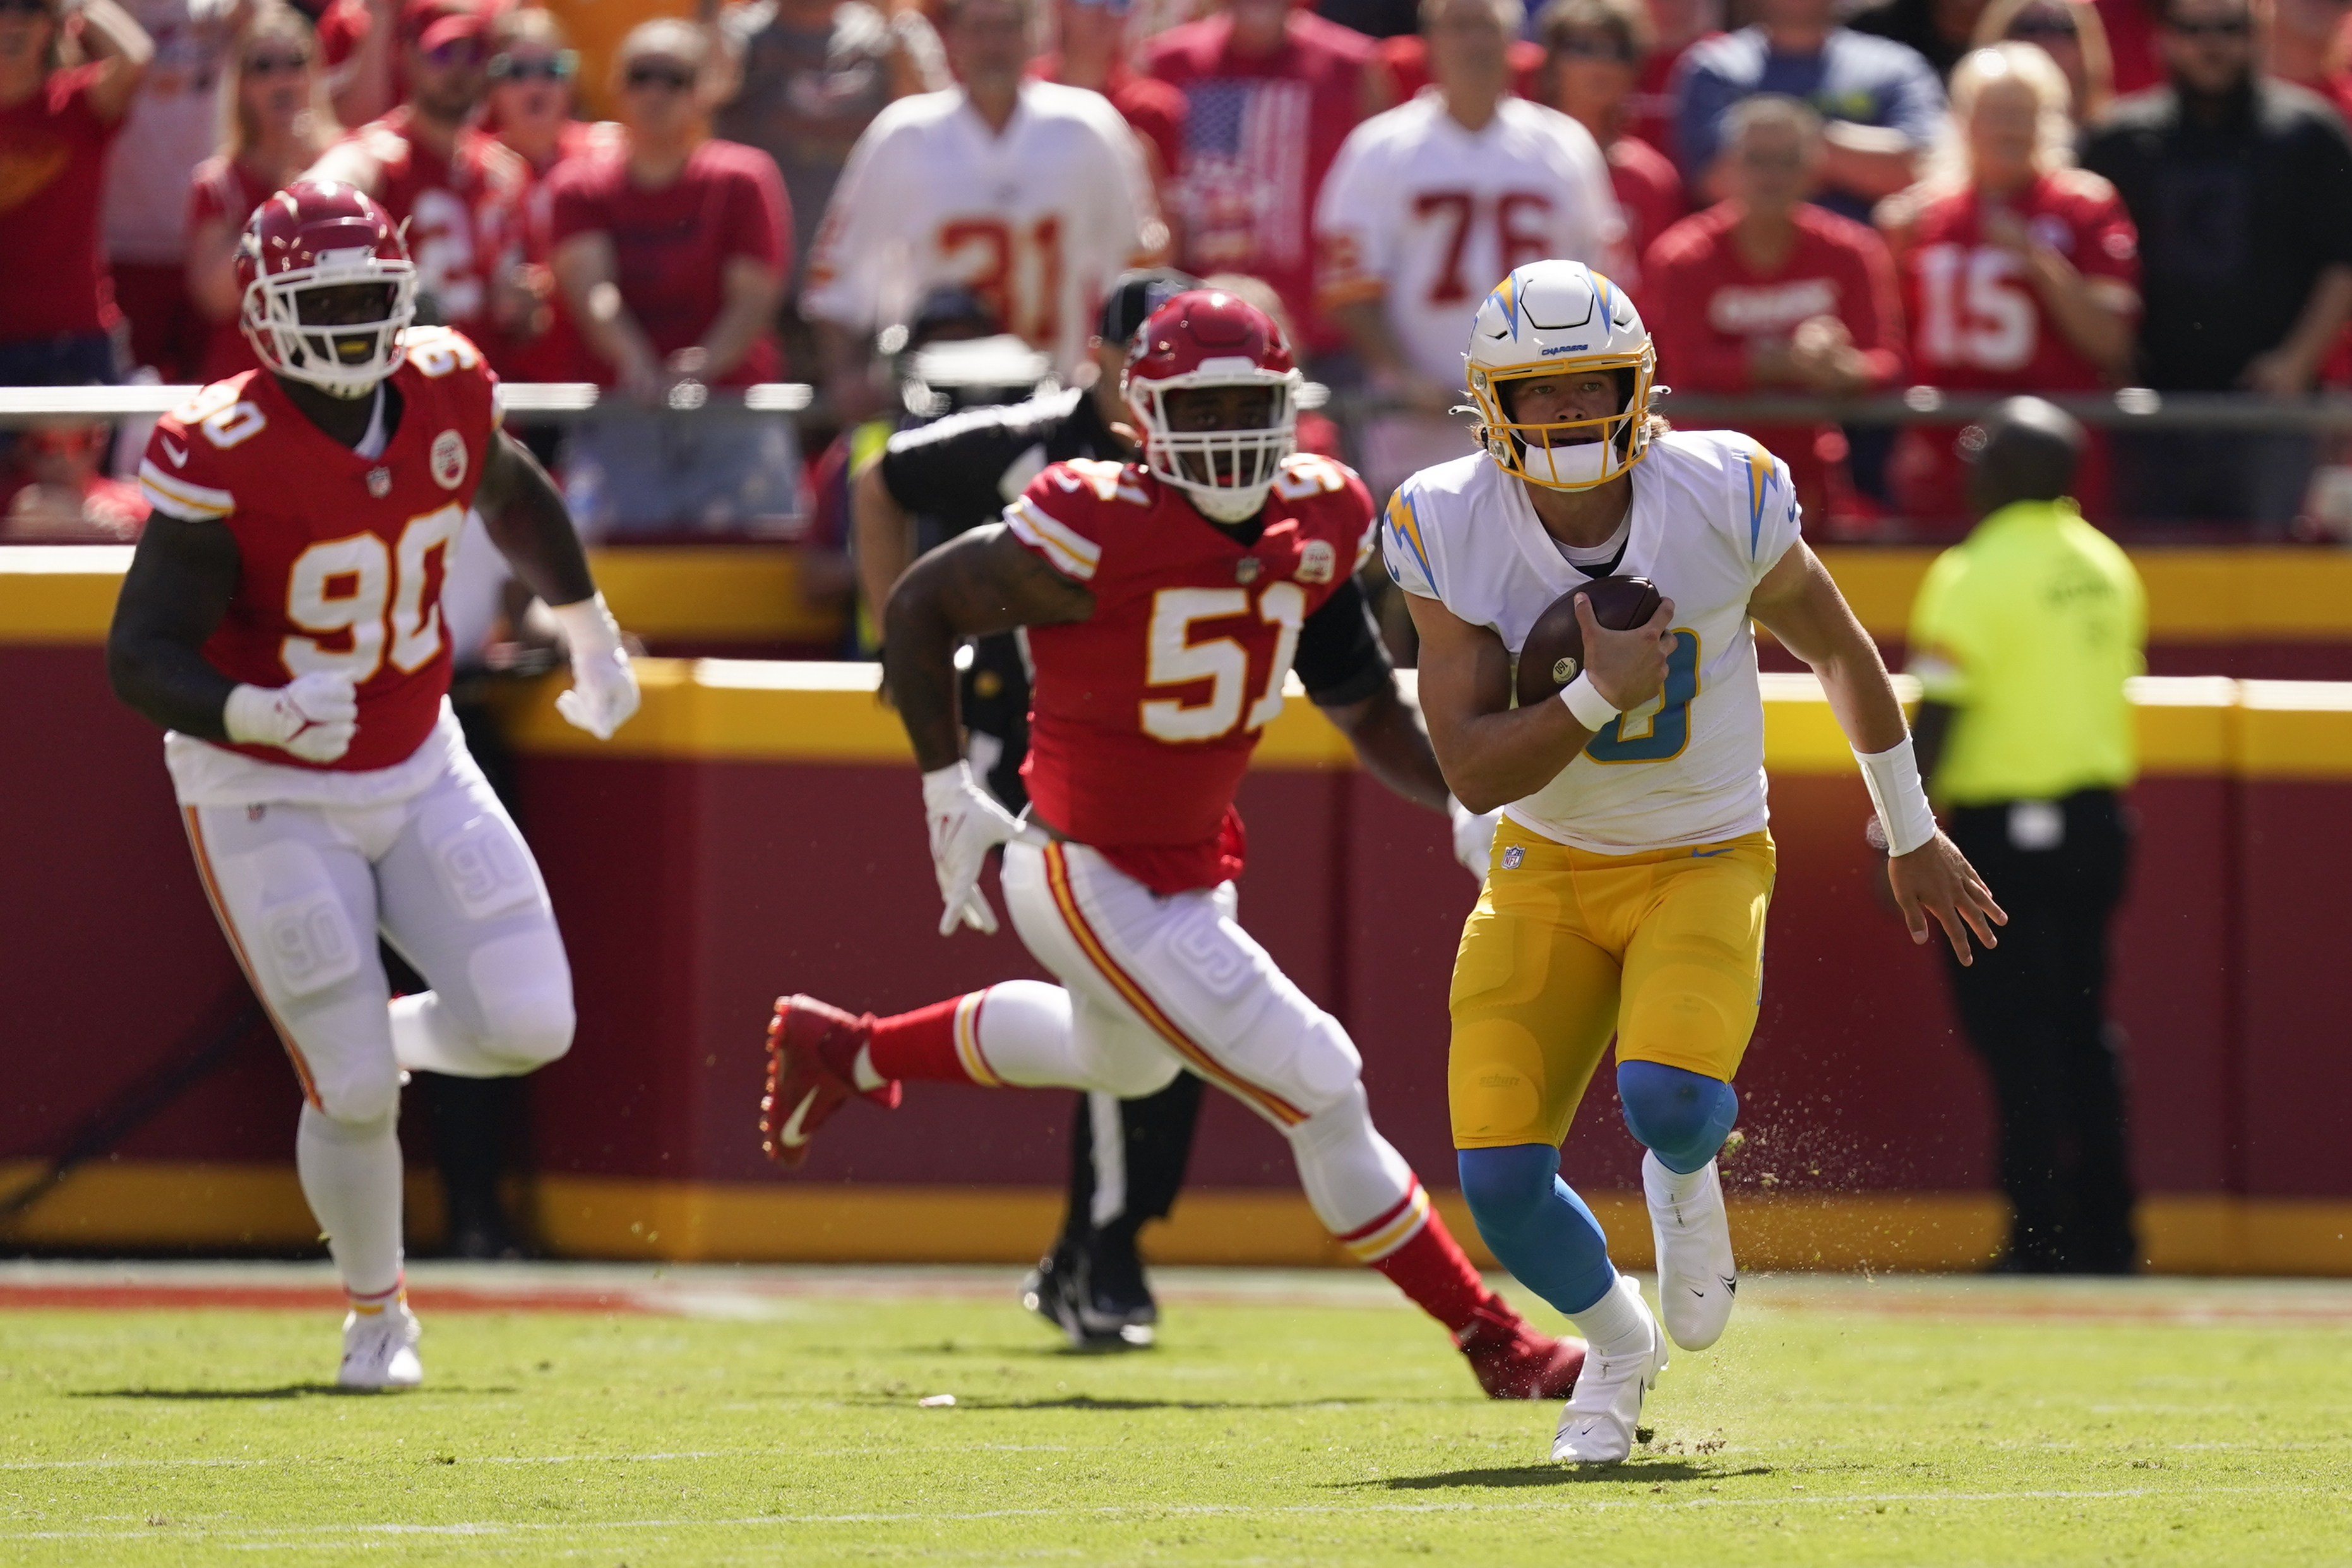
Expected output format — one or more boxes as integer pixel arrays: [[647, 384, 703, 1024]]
[[407, 189, 484, 321], [281, 507, 462, 681], [937, 215, 1064, 352], [1916, 245, 2035, 372], [1412, 190, 1556, 306], [1140, 584, 1308, 742]]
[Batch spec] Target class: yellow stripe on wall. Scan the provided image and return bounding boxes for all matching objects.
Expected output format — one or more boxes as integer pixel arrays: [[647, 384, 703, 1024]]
[[3, 1160, 2343, 1276]]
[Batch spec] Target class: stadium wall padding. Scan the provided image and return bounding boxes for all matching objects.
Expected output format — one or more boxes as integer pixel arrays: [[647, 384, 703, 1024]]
[[4, 550, 2351, 1272]]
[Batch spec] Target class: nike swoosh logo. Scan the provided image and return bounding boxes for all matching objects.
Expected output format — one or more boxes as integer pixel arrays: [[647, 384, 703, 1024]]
[[1693, 847, 1734, 858], [1688, 1286, 1707, 1297], [162, 438, 187, 466], [776, 1087, 820, 1147]]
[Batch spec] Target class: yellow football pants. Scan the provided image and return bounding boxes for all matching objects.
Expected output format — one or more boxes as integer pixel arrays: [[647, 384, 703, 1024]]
[[1448, 820, 1775, 1150]]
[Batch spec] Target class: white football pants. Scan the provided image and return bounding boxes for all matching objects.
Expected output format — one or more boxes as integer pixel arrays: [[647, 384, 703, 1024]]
[[181, 750, 575, 1128], [996, 839, 1421, 1254]]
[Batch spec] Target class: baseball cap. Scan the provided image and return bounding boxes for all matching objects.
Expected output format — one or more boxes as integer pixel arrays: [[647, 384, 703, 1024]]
[[1095, 268, 1202, 350], [402, 0, 488, 50]]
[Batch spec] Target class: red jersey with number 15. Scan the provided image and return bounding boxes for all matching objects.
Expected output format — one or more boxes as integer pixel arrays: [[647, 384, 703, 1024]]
[[1010, 452, 1375, 894], [136, 328, 499, 773]]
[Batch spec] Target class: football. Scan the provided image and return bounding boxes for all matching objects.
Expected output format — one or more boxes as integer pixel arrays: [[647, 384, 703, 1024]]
[[1513, 575, 1664, 707]]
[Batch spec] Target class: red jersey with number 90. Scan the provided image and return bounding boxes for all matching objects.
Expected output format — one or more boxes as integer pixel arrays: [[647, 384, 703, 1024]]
[[1008, 452, 1376, 894], [136, 328, 499, 773]]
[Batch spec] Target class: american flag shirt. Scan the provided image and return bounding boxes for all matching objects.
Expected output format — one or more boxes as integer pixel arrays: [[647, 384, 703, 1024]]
[[1143, 10, 1380, 355]]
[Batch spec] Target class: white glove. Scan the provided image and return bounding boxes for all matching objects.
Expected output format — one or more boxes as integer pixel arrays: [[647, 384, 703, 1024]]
[[223, 672, 357, 763], [922, 761, 1046, 936], [549, 593, 640, 740], [1448, 797, 1500, 880]]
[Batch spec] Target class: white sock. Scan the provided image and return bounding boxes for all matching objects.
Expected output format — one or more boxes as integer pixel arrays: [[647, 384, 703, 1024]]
[[1568, 1271, 1647, 1358], [1644, 1149, 1713, 1207], [851, 1043, 885, 1091], [967, 980, 1083, 1086], [295, 1103, 405, 1300]]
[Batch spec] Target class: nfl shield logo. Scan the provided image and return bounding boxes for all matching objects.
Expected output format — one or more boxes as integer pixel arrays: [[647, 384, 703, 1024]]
[[1235, 556, 1262, 585], [366, 466, 391, 498], [430, 429, 467, 489], [1501, 845, 1524, 870]]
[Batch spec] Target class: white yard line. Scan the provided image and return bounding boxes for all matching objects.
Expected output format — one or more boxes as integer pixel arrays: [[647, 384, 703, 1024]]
[[4, 1483, 2334, 1543]]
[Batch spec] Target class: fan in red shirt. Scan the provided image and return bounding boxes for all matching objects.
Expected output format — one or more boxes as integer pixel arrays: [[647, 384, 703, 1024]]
[[1032, 0, 1190, 208], [307, 0, 531, 360], [1882, 45, 2139, 526], [184, 3, 343, 387], [547, 19, 791, 535], [1623, 0, 1718, 158], [0, 0, 150, 384], [482, 6, 618, 385], [756, 288, 1589, 1402], [1644, 95, 1905, 526], [1143, 0, 1396, 359], [1536, 0, 1688, 264]]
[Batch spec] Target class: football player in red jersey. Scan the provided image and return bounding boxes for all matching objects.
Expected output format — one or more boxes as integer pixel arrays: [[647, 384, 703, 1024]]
[[758, 290, 1585, 1400], [105, 181, 642, 1390]]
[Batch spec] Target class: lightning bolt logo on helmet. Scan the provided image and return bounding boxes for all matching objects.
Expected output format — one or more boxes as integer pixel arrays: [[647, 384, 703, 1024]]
[[1464, 260, 1660, 492]]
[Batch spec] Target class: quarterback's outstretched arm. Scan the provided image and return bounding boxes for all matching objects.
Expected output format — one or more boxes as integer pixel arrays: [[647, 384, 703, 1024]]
[[1747, 540, 2006, 963], [107, 516, 244, 742], [883, 525, 1093, 771], [1404, 586, 1677, 814]]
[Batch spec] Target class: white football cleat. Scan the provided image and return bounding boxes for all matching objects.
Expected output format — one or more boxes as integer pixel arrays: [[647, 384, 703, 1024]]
[[1646, 1149, 1737, 1351], [1551, 1274, 1668, 1464], [337, 1300, 423, 1390]]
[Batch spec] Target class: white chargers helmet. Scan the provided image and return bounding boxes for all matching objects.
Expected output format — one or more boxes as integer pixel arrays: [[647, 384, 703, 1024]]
[[1463, 259, 1656, 491]]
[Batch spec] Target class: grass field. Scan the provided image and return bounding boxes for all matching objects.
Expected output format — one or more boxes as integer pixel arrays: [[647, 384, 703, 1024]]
[[3, 1262, 2348, 1566]]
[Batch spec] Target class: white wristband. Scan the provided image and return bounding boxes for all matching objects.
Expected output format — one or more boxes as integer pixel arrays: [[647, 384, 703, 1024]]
[[1558, 672, 1620, 733], [1855, 735, 1938, 857], [549, 592, 624, 660]]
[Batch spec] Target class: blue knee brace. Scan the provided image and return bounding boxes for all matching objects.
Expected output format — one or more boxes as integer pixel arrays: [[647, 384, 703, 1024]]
[[1618, 1060, 1739, 1174], [1457, 1144, 1617, 1317]]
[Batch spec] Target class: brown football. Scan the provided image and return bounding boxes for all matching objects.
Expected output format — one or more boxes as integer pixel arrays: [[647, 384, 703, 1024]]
[[1513, 576, 1664, 707]]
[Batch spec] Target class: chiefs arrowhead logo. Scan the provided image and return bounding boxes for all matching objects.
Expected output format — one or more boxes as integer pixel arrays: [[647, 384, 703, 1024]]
[[429, 429, 466, 489]]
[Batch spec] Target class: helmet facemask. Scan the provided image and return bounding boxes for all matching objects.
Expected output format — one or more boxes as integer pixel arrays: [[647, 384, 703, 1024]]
[[1468, 347, 1656, 492], [242, 252, 419, 399], [1128, 357, 1300, 523]]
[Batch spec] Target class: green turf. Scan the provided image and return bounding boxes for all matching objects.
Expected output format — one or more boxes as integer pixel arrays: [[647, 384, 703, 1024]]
[[3, 1270, 2348, 1566]]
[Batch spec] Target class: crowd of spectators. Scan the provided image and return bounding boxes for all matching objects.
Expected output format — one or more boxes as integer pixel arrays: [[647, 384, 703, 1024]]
[[8, 0, 2352, 543]]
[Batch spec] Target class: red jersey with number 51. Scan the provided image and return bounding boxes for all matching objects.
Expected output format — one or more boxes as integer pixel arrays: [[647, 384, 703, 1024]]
[[136, 327, 499, 773], [1008, 452, 1376, 893]]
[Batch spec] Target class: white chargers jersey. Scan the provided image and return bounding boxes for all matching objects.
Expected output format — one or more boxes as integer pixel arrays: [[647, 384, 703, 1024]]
[[801, 81, 1162, 376], [1383, 431, 1804, 853], [1313, 94, 1628, 389]]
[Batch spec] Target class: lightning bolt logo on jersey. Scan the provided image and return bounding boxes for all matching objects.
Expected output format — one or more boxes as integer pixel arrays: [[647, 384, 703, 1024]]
[[137, 327, 499, 773]]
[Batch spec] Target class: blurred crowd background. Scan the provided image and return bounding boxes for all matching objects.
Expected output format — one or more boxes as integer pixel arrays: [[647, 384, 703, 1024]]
[[7, 0, 2351, 591]]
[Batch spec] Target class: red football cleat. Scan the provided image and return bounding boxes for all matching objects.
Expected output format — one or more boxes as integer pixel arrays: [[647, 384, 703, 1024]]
[[1457, 1300, 1586, 1400], [758, 994, 897, 1170]]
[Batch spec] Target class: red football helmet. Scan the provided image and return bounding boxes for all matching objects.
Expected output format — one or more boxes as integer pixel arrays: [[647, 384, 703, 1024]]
[[237, 180, 418, 398], [1125, 288, 1303, 521]]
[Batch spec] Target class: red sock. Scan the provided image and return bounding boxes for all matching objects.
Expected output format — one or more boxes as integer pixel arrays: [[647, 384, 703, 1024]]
[[865, 991, 991, 1084], [1344, 1187, 1496, 1334]]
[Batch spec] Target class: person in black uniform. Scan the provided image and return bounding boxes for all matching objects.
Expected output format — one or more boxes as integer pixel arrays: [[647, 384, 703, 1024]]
[[851, 268, 1211, 1347]]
